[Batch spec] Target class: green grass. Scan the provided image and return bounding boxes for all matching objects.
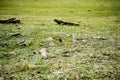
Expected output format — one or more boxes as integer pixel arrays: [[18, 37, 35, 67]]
[[0, 0, 120, 80]]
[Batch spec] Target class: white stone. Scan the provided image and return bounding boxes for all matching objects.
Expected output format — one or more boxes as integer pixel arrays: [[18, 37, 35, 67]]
[[0, 77, 4, 80], [46, 37, 53, 41], [40, 48, 47, 58]]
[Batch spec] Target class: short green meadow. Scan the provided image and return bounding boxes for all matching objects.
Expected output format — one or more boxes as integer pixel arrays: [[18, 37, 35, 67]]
[[0, 0, 120, 80]]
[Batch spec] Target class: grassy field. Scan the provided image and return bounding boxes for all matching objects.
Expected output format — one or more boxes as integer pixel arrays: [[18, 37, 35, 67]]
[[0, 0, 120, 80]]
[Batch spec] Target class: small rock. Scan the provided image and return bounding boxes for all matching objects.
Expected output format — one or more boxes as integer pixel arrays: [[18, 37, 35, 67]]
[[81, 39, 87, 42], [52, 71, 63, 75], [99, 37, 107, 40], [78, 38, 89, 43], [16, 40, 30, 46], [40, 48, 47, 59], [72, 33, 78, 43], [0, 18, 20, 24], [0, 77, 4, 80], [66, 34, 70, 37], [62, 51, 71, 57], [9, 33, 21, 37], [72, 34, 89, 43], [46, 37, 53, 41], [92, 36, 107, 40], [27, 64, 37, 68], [2, 42, 8, 47], [49, 42, 55, 47], [10, 52, 17, 55]]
